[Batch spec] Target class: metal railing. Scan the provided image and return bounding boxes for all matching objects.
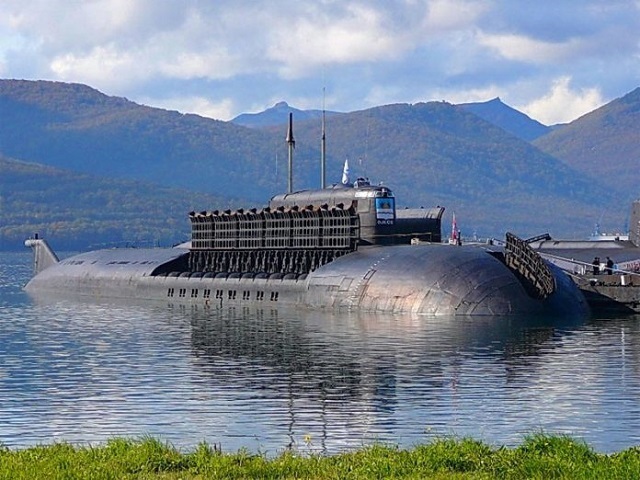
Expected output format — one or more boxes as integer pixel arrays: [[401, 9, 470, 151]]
[[505, 232, 556, 299]]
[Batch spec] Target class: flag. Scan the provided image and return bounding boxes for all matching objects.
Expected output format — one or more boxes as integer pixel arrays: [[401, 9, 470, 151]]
[[342, 159, 350, 185], [451, 213, 458, 243]]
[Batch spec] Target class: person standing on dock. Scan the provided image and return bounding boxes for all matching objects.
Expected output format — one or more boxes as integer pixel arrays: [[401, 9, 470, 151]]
[[593, 257, 600, 275], [606, 257, 614, 275]]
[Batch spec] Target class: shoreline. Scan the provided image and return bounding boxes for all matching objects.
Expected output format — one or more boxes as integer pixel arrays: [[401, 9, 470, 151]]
[[2, 433, 639, 479]]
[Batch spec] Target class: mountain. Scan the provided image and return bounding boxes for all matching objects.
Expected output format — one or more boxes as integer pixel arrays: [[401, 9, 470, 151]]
[[0, 80, 314, 204], [0, 79, 631, 245], [458, 97, 551, 141], [231, 101, 340, 128], [237, 97, 551, 140], [0, 155, 243, 250], [533, 88, 640, 195], [286, 101, 622, 237]]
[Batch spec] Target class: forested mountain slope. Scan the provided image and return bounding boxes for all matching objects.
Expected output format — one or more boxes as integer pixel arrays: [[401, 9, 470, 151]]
[[0, 155, 241, 249], [534, 88, 640, 195], [0, 79, 631, 245]]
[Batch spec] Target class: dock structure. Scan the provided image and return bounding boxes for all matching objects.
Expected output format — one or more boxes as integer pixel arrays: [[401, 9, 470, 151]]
[[536, 249, 640, 313], [530, 236, 640, 313]]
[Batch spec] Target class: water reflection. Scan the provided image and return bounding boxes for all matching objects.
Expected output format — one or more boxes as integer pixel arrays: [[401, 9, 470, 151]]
[[189, 307, 581, 391], [186, 306, 589, 453], [3, 251, 640, 454]]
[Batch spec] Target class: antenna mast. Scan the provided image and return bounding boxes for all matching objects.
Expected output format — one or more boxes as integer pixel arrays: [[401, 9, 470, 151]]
[[321, 87, 326, 189], [286, 112, 295, 193]]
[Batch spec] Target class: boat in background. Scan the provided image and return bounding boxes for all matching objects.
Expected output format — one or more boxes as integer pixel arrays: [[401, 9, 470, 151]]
[[588, 222, 629, 242]]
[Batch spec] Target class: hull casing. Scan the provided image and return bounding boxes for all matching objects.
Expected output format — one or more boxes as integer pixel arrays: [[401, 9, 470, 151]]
[[24, 241, 589, 317]]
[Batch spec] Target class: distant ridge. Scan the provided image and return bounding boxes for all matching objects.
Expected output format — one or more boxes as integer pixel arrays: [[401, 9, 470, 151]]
[[232, 101, 341, 128], [457, 97, 550, 141], [235, 97, 552, 141], [533, 87, 640, 194]]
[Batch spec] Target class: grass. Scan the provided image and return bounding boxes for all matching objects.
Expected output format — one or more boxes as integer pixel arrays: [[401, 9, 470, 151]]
[[1, 433, 640, 479]]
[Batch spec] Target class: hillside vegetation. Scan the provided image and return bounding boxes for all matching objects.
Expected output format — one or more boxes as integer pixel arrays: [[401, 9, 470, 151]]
[[281, 101, 621, 236], [1, 79, 636, 248], [0, 155, 243, 250], [458, 97, 551, 141], [534, 87, 640, 194], [0, 80, 283, 202]]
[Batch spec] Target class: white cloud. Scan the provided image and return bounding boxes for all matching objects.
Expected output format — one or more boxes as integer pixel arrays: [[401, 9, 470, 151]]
[[50, 44, 147, 90], [364, 85, 408, 108], [1, 0, 638, 122], [3, 0, 146, 49], [477, 31, 584, 64], [267, 3, 405, 77], [157, 48, 241, 80], [519, 77, 604, 125], [148, 6, 269, 80], [144, 95, 236, 121], [424, 0, 490, 31], [43, 4, 260, 90], [265, 0, 489, 78]]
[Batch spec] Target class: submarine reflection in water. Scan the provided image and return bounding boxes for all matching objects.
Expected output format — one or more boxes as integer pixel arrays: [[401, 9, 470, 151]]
[[187, 306, 588, 452]]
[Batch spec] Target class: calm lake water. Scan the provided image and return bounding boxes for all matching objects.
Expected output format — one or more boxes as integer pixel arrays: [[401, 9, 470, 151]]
[[2, 250, 640, 455]]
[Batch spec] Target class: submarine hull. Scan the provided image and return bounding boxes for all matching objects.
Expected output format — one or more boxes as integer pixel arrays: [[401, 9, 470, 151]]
[[24, 241, 588, 317], [306, 244, 587, 316]]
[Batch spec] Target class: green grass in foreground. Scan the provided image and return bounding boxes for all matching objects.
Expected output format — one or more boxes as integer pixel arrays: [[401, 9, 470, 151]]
[[2, 433, 640, 479]]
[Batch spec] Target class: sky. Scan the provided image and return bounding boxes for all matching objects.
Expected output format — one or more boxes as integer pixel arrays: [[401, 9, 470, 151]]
[[1, 0, 639, 125]]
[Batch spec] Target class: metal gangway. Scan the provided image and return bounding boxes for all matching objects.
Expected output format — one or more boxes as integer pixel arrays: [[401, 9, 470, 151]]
[[505, 232, 556, 299]]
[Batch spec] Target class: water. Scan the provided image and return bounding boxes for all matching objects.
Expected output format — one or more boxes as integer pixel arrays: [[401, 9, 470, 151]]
[[2, 251, 640, 454]]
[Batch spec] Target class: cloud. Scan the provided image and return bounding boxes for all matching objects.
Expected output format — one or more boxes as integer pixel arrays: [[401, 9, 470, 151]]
[[519, 77, 604, 125], [143, 95, 236, 121], [423, 0, 489, 32], [266, 3, 405, 78], [1, 0, 638, 122], [477, 32, 585, 64], [50, 45, 143, 89]]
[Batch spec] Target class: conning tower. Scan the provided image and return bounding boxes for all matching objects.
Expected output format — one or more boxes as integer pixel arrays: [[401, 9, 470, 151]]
[[187, 112, 443, 277], [188, 180, 443, 277]]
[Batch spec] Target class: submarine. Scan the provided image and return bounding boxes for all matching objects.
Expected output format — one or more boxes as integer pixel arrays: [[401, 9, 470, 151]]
[[24, 115, 589, 317]]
